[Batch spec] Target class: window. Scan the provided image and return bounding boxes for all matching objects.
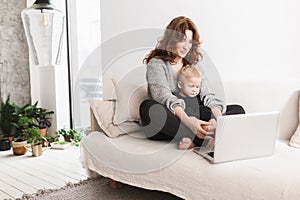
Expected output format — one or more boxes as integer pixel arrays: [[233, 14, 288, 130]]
[[67, 0, 102, 129]]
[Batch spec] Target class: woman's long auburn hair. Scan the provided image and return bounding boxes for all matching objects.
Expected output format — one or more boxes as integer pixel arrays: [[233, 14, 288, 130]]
[[144, 16, 202, 65]]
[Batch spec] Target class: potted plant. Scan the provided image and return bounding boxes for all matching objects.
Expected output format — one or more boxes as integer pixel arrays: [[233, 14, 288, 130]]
[[35, 107, 54, 136], [0, 133, 10, 151], [51, 128, 71, 149], [11, 129, 29, 156], [12, 113, 38, 155], [56, 128, 71, 142], [51, 128, 82, 149], [25, 127, 47, 157], [0, 132, 11, 151], [69, 129, 82, 147], [15, 101, 54, 136], [0, 95, 17, 151]]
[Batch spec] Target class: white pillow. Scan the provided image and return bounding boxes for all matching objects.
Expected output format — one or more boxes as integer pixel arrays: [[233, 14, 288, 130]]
[[87, 99, 125, 138], [112, 78, 149, 125], [289, 95, 300, 148], [88, 99, 143, 138]]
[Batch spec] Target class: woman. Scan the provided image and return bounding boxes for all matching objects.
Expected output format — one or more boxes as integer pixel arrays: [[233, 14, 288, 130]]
[[139, 16, 244, 149]]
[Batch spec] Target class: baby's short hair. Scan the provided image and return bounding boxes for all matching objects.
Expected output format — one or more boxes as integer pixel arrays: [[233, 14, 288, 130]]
[[178, 64, 201, 83]]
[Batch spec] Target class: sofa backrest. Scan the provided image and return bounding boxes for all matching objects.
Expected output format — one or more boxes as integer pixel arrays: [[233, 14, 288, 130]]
[[223, 80, 300, 141]]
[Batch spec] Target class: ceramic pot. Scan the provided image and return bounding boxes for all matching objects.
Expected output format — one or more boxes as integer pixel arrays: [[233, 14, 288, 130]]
[[12, 141, 28, 155], [39, 128, 47, 136], [30, 137, 48, 156], [0, 139, 11, 151], [31, 144, 43, 157]]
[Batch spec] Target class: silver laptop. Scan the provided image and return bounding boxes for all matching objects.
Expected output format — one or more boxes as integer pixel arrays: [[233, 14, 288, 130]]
[[193, 112, 280, 163]]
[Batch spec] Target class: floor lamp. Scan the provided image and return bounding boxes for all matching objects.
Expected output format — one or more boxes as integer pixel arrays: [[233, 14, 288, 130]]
[[21, 0, 66, 136]]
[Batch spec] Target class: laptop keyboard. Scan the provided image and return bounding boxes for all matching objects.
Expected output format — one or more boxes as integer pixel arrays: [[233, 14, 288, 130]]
[[208, 151, 214, 158]]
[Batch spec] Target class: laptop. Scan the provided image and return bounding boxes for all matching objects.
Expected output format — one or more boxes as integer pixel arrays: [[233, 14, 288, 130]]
[[193, 112, 280, 163]]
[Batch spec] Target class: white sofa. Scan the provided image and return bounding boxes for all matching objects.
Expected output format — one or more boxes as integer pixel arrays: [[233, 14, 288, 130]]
[[80, 79, 300, 200]]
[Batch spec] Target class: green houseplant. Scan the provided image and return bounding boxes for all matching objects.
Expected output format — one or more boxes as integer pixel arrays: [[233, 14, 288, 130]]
[[35, 107, 54, 136], [52, 128, 82, 149], [12, 101, 54, 136], [12, 115, 38, 137], [56, 128, 71, 142], [0, 97, 52, 154], [0, 95, 17, 151], [69, 129, 82, 146], [56, 128, 82, 143], [12, 104, 39, 155], [25, 127, 47, 156], [13, 126, 46, 157], [26, 127, 43, 145], [11, 116, 34, 155]]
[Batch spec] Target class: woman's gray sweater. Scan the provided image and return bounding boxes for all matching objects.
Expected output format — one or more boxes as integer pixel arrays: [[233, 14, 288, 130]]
[[146, 58, 225, 114]]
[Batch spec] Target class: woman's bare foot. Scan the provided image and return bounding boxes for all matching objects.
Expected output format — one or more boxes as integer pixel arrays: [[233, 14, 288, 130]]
[[178, 137, 195, 150]]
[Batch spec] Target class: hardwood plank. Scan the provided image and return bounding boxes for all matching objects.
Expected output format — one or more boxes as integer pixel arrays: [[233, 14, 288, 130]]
[[0, 146, 90, 199], [40, 156, 89, 178], [20, 158, 86, 182], [1, 159, 80, 186], [4, 149, 86, 177], [4, 152, 88, 183], [0, 162, 57, 190], [0, 179, 24, 199], [0, 161, 65, 188], [0, 172, 37, 194], [0, 189, 13, 199], [38, 149, 89, 178]]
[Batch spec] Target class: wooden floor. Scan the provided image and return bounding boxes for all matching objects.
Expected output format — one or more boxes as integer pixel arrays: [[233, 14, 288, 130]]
[[0, 145, 90, 199]]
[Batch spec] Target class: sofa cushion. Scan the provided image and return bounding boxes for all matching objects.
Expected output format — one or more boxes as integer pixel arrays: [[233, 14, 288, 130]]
[[289, 94, 300, 148], [88, 99, 143, 138], [87, 99, 125, 137], [111, 68, 149, 125]]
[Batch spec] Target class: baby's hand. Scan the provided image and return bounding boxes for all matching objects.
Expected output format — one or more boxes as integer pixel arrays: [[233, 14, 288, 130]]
[[203, 119, 216, 133], [208, 119, 217, 132]]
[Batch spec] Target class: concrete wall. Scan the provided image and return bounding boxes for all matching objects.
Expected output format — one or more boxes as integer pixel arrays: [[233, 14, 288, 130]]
[[0, 0, 30, 106]]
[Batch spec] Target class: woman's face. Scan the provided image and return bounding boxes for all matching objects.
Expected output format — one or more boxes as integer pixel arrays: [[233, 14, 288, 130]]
[[175, 30, 193, 58]]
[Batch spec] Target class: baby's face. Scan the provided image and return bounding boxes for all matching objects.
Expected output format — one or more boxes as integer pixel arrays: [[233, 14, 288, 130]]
[[179, 77, 201, 97]]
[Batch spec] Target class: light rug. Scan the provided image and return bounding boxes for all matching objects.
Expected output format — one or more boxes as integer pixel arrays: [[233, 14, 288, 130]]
[[15, 177, 182, 200]]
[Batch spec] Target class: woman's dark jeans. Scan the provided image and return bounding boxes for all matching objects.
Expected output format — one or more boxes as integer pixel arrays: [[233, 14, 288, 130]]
[[139, 99, 245, 146]]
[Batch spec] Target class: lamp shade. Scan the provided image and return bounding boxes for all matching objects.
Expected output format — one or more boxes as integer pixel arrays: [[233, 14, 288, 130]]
[[21, 0, 65, 66]]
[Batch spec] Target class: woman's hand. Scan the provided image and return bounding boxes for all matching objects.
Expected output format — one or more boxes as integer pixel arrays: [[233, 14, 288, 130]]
[[186, 116, 212, 139]]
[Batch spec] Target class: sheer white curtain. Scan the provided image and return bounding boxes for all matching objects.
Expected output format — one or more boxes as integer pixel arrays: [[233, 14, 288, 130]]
[[67, 0, 102, 129]]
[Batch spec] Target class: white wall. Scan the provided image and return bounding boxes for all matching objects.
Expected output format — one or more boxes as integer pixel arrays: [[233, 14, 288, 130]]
[[100, 0, 300, 82]]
